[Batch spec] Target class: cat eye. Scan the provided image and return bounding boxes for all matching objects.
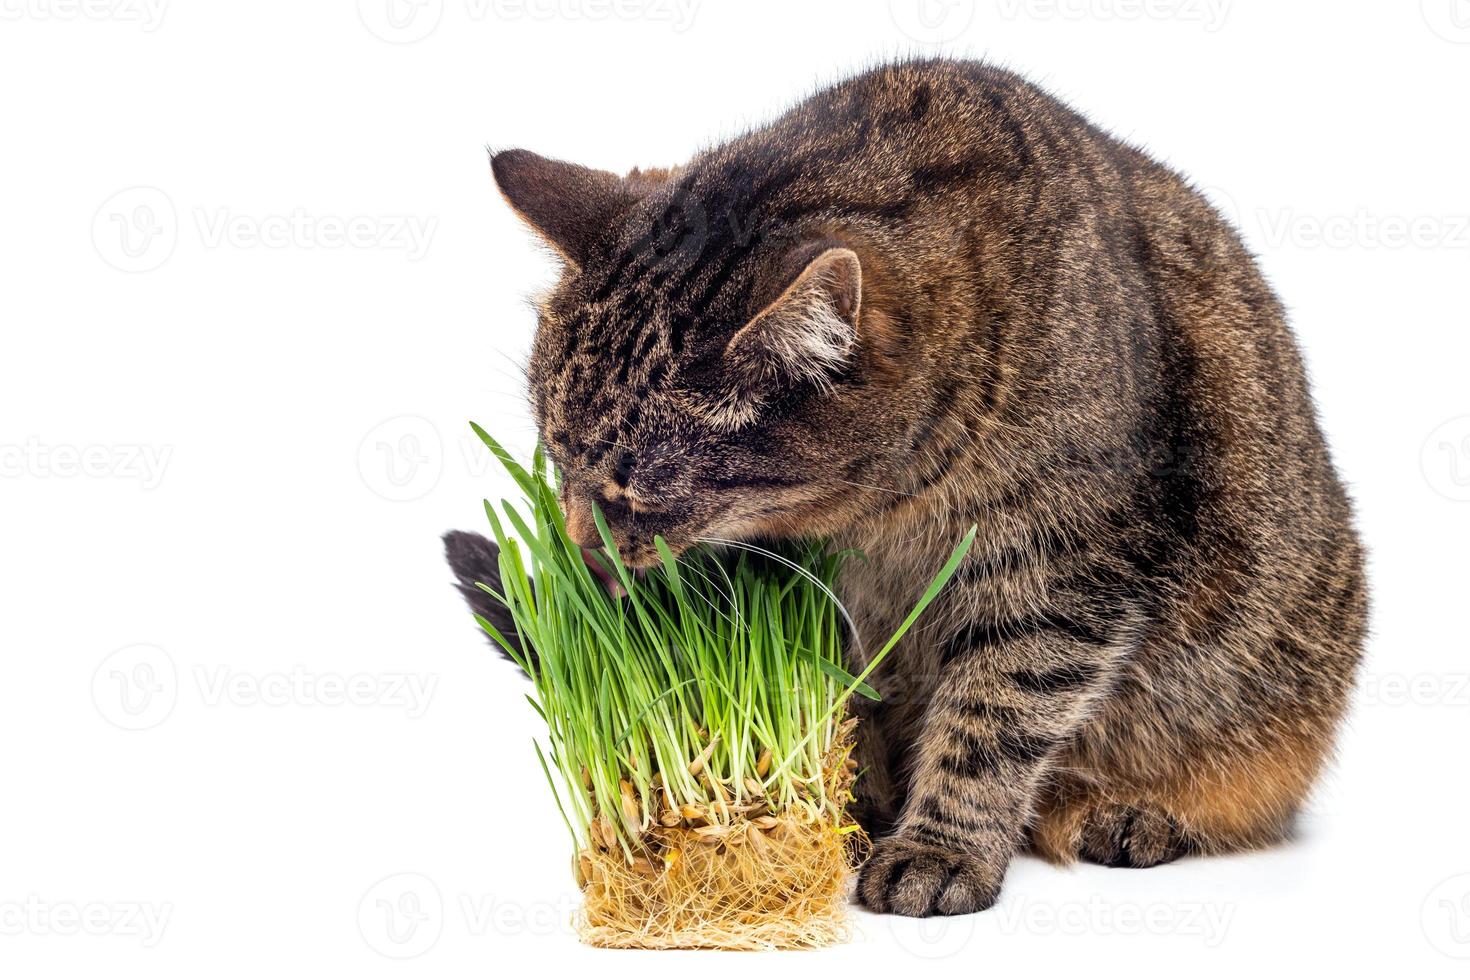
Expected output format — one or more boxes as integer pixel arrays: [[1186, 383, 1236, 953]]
[[611, 450, 637, 488]]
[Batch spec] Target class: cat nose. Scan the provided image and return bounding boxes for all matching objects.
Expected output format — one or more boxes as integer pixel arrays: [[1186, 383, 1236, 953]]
[[563, 496, 600, 549]]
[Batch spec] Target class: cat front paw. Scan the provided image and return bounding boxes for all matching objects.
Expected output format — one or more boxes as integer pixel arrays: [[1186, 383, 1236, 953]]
[[856, 835, 1003, 917]]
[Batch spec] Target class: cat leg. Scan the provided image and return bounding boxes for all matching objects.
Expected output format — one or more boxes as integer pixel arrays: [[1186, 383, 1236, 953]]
[[1031, 733, 1324, 865], [1076, 802, 1192, 868], [856, 613, 1134, 916]]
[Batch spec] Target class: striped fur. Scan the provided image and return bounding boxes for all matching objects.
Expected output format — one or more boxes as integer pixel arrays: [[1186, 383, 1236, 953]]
[[467, 59, 1367, 917]]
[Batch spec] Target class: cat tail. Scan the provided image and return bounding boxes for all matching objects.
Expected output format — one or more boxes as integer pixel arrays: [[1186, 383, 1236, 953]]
[[442, 530, 532, 674]]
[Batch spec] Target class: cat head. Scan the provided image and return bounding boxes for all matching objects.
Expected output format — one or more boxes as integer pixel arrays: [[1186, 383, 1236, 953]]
[[491, 148, 911, 566]]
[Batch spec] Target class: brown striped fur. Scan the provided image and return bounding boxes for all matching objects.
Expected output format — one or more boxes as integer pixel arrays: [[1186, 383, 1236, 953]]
[[450, 59, 1366, 917]]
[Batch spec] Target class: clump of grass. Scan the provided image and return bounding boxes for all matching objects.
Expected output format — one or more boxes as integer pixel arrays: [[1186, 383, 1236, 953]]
[[467, 423, 973, 949]]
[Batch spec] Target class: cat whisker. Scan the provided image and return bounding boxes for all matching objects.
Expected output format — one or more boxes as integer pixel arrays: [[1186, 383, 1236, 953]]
[[697, 536, 867, 667], [587, 435, 637, 453]]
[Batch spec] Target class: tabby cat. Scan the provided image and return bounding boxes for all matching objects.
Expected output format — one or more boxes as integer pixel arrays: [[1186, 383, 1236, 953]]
[[444, 59, 1366, 917]]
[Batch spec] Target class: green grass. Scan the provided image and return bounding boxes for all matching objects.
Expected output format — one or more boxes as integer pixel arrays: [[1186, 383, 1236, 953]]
[[468, 422, 974, 858]]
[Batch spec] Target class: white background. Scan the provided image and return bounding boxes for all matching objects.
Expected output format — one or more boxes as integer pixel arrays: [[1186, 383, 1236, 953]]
[[3, 1, 1468, 976]]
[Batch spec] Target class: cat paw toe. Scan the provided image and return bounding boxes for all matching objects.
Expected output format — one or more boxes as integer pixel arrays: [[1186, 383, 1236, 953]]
[[857, 836, 1002, 917]]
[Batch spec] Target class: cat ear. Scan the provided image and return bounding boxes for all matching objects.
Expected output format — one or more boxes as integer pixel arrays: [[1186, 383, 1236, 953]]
[[490, 149, 652, 267], [710, 248, 861, 427], [729, 247, 861, 388]]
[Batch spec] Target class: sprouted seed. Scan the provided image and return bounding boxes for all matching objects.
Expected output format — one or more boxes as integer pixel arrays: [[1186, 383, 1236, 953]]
[[465, 422, 974, 949]]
